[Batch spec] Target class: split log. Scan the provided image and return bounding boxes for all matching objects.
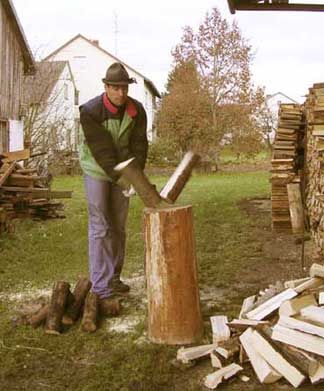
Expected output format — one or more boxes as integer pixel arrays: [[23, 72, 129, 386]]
[[279, 294, 317, 317], [272, 324, 324, 357], [81, 291, 98, 332], [176, 344, 217, 364], [310, 263, 324, 278], [159, 151, 200, 203], [238, 295, 256, 319], [144, 205, 203, 344], [252, 329, 306, 387], [245, 288, 297, 320], [45, 281, 70, 335], [300, 305, 324, 324], [210, 316, 230, 344], [28, 304, 49, 328], [279, 314, 324, 339], [239, 328, 282, 384], [262, 325, 319, 377], [62, 276, 92, 325], [204, 363, 243, 390], [294, 277, 324, 293]]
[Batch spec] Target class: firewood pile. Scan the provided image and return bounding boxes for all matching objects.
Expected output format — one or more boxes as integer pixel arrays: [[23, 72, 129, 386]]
[[0, 149, 72, 234], [176, 263, 324, 389], [19, 276, 120, 334], [271, 103, 305, 233], [305, 83, 324, 260]]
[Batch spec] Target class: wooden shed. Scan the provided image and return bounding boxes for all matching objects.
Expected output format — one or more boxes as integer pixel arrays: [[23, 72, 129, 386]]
[[0, 0, 35, 153]]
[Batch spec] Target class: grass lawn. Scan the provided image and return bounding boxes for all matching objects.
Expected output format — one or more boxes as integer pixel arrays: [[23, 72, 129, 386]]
[[0, 171, 271, 390]]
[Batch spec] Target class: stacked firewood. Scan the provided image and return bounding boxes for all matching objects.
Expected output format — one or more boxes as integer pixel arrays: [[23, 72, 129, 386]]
[[176, 264, 324, 389], [0, 149, 72, 233], [305, 83, 324, 260], [271, 104, 305, 233], [22, 276, 120, 333]]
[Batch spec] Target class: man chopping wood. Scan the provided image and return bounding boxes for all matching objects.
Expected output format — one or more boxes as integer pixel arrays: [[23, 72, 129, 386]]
[[79, 62, 148, 314]]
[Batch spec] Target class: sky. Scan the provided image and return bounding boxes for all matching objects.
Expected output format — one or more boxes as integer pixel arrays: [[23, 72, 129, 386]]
[[12, 0, 324, 102]]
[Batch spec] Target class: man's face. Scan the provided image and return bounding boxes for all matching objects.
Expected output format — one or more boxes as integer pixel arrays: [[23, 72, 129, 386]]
[[105, 84, 128, 106]]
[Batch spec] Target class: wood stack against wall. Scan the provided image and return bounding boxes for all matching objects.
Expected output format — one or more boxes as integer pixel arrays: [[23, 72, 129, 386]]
[[271, 104, 305, 233], [305, 83, 324, 260]]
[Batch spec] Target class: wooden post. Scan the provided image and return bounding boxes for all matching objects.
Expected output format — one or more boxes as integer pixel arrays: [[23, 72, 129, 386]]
[[45, 281, 70, 335], [62, 276, 92, 325], [287, 183, 304, 234], [144, 204, 203, 344], [160, 151, 200, 203]]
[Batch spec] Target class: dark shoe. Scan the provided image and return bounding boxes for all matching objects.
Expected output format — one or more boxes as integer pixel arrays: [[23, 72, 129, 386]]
[[112, 279, 130, 293], [99, 297, 121, 316]]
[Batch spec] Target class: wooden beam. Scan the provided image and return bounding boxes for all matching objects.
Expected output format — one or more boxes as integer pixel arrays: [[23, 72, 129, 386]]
[[0, 161, 16, 187], [1, 149, 30, 162], [232, 1, 324, 13], [287, 183, 304, 234]]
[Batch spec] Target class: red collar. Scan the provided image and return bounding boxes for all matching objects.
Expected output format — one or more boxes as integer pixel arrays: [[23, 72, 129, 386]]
[[103, 94, 137, 118]]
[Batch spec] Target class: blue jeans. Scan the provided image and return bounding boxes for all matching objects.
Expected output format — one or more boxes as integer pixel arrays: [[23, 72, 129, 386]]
[[84, 175, 129, 298]]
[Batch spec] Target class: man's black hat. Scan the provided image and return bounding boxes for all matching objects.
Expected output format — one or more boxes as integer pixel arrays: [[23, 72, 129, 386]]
[[102, 62, 136, 85]]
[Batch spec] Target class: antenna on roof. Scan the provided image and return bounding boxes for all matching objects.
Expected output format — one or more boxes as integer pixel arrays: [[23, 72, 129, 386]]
[[113, 10, 119, 56]]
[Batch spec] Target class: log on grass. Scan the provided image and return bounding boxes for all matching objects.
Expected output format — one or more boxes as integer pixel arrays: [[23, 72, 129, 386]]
[[45, 281, 70, 335], [62, 276, 92, 325], [28, 304, 49, 328], [144, 205, 203, 344], [81, 291, 98, 332]]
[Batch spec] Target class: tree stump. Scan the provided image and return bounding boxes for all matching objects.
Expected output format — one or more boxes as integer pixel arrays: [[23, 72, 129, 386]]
[[45, 281, 70, 335], [81, 291, 98, 332], [62, 276, 92, 325], [144, 204, 203, 344]]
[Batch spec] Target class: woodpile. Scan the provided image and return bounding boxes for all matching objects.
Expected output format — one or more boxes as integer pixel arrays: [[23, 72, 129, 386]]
[[305, 83, 324, 260], [176, 263, 324, 389], [271, 104, 305, 233], [0, 149, 72, 234], [21, 276, 120, 333]]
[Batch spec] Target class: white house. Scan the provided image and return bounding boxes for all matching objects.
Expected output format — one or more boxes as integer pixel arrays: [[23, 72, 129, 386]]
[[23, 61, 78, 155], [44, 34, 161, 141]]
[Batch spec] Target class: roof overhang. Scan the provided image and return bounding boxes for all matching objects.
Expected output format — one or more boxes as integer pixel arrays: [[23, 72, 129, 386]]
[[2, 0, 36, 74], [227, 1, 324, 14]]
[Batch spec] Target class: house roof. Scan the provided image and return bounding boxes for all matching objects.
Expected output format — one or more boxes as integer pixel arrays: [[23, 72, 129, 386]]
[[227, 0, 324, 14], [43, 33, 161, 98], [23, 61, 75, 105], [2, 0, 35, 74], [266, 92, 298, 104]]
